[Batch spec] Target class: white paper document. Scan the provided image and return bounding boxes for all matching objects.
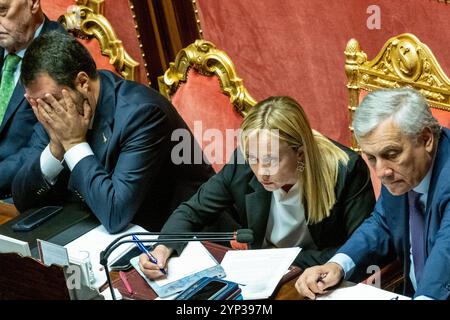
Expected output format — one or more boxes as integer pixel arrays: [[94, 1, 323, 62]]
[[154, 241, 218, 286], [0, 234, 31, 257], [65, 224, 152, 288], [220, 247, 301, 300], [316, 281, 410, 300], [37, 239, 69, 267], [130, 241, 225, 298]]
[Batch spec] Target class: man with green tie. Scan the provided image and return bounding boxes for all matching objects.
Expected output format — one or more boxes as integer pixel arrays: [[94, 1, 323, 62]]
[[0, 0, 64, 200]]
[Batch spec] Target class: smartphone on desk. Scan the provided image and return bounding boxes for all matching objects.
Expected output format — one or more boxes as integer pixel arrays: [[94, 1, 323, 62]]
[[12, 206, 63, 232], [175, 277, 241, 300]]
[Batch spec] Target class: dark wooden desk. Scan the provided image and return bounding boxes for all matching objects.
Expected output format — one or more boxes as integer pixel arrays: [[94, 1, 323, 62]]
[[110, 241, 304, 300], [274, 278, 303, 300], [0, 201, 18, 225], [110, 269, 303, 300]]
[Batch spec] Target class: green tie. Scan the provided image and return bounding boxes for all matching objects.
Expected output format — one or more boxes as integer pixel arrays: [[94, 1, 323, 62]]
[[0, 53, 21, 124]]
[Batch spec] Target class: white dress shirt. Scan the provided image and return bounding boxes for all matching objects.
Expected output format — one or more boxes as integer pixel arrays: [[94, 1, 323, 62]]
[[263, 182, 316, 249], [40, 143, 94, 184]]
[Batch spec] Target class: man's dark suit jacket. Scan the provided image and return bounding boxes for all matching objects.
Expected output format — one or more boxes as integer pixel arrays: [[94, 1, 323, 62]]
[[162, 143, 375, 269], [12, 70, 214, 233], [0, 18, 64, 199], [337, 128, 450, 300]]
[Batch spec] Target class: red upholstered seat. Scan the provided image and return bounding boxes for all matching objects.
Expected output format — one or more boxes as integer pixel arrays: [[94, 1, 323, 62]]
[[57, 3, 139, 81], [431, 108, 450, 129], [79, 38, 117, 74], [159, 40, 256, 172], [171, 69, 244, 172]]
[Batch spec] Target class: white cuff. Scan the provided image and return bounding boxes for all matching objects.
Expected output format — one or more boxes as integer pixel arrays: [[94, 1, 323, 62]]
[[328, 253, 356, 279], [40, 144, 64, 185], [414, 295, 434, 300], [64, 142, 94, 171]]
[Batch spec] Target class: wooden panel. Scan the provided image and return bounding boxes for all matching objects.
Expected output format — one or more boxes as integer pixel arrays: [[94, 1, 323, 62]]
[[0, 253, 70, 300], [129, 0, 199, 88]]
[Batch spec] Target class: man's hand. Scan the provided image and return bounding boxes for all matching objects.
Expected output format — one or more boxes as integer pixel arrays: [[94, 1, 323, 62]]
[[27, 94, 65, 160], [35, 90, 93, 153], [138, 245, 173, 279], [295, 262, 344, 300]]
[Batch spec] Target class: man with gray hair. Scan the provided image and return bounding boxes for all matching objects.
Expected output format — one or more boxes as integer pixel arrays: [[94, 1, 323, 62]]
[[0, 0, 65, 199], [295, 88, 450, 300]]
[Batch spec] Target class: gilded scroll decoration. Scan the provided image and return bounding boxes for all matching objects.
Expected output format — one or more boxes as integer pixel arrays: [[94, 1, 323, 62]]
[[345, 33, 450, 150], [158, 40, 256, 116], [58, 1, 139, 81]]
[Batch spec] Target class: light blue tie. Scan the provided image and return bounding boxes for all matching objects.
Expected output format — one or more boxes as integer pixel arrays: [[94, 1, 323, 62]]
[[0, 53, 21, 124]]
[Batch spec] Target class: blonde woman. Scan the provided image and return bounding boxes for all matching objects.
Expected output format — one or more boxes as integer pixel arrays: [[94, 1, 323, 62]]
[[139, 96, 375, 278]]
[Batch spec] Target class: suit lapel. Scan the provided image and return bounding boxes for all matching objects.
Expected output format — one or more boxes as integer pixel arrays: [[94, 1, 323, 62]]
[[384, 191, 410, 264], [424, 179, 436, 258], [0, 48, 4, 69], [88, 72, 115, 166], [89, 117, 112, 165], [245, 176, 271, 248], [0, 83, 25, 134], [0, 46, 25, 134], [423, 132, 448, 256]]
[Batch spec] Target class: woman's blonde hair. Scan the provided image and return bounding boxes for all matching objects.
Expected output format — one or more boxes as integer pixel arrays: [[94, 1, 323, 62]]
[[240, 96, 349, 224]]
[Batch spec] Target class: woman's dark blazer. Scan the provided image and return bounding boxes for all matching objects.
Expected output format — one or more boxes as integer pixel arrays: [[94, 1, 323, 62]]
[[162, 143, 375, 269]]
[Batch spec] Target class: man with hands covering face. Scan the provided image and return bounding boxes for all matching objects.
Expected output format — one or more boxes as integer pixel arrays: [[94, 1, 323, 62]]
[[25, 72, 94, 164], [12, 31, 213, 233]]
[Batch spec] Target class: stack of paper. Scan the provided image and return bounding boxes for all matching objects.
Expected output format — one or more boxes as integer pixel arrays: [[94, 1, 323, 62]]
[[131, 241, 225, 298], [0, 234, 31, 257], [316, 281, 410, 300], [220, 247, 301, 300]]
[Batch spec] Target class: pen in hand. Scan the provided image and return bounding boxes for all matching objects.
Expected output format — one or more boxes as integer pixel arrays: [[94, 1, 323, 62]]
[[132, 235, 167, 275]]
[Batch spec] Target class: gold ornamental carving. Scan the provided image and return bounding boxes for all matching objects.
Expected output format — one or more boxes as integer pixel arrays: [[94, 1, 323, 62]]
[[345, 33, 450, 150], [158, 40, 256, 116], [58, 0, 139, 81]]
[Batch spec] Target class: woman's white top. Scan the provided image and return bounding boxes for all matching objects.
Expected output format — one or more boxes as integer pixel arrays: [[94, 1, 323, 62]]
[[263, 182, 317, 249]]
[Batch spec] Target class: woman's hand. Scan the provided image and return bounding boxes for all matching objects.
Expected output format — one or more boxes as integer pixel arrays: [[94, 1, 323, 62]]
[[138, 245, 173, 279]]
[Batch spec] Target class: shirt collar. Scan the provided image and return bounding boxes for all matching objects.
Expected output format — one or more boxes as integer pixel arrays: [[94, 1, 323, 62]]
[[4, 21, 44, 58], [413, 160, 434, 195], [273, 182, 301, 205]]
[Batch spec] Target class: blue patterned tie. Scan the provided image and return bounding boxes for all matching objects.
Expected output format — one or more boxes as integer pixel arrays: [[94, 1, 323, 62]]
[[0, 53, 21, 124], [408, 190, 425, 284]]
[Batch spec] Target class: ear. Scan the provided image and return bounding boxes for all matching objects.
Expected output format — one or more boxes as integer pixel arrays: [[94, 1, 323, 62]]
[[74, 72, 90, 95], [420, 127, 434, 153], [30, 0, 41, 14]]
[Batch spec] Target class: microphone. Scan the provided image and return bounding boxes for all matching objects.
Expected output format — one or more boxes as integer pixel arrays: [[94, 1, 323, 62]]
[[234, 229, 254, 243], [99, 229, 254, 300]]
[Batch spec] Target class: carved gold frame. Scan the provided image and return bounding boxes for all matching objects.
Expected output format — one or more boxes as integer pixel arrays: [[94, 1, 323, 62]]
[[58, 0, 139, 81], [345, 33, 450, 150], [158, 39, 256, 116]]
